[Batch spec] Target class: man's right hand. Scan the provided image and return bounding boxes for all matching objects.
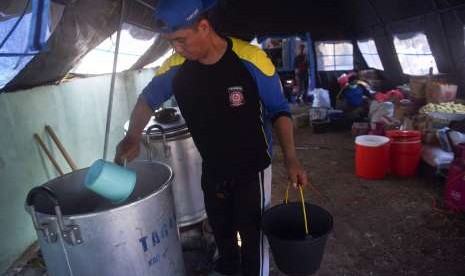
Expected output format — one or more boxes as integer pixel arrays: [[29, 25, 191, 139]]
[[114, 135, 140, 165], [114, 97, 154, 165]]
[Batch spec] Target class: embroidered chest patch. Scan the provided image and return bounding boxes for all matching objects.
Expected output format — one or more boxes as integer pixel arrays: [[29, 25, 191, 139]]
[[228, 86, 245, 107]]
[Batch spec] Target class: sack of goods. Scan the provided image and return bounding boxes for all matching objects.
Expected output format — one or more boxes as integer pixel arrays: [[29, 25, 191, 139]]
[[425, 82, 458, 104], [419, 102, 465, 122], [420, 102, 465, 114]]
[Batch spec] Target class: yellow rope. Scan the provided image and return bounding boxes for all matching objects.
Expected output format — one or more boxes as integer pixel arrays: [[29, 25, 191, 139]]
[[299, 186, 309, 235], [284, 183, 310, 235]]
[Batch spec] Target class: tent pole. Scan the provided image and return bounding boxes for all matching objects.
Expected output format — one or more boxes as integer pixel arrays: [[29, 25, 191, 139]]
[[306, 33, 316, 91], [103, 0, 125, 160]]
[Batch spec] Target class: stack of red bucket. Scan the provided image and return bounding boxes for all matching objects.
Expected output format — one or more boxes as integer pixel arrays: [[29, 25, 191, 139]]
[[386, 130, 422, 177], [355, 131, 422, 179]]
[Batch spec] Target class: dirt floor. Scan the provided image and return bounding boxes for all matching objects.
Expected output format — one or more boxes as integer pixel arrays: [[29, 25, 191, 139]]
[[267, 123, 465, 276]]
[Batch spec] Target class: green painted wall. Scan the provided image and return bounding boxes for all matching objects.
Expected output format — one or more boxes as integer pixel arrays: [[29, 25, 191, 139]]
[[0, 69, 155, 273]]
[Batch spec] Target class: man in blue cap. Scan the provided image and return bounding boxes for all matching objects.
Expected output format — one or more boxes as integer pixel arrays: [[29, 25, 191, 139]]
[[115, 0, 308, 275]]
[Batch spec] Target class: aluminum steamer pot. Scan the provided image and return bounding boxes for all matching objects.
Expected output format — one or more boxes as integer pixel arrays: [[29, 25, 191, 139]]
[[124, 107, 206, 228], [26, 161, 185, 276]]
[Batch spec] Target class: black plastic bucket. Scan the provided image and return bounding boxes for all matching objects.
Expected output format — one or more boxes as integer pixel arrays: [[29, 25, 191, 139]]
[[261, 202, 333, 276], [311, 119, 329, 134]]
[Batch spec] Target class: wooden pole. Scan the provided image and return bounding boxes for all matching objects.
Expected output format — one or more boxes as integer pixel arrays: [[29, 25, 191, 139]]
[[33, 133, 64, 176], [45, 125, 77, 171]]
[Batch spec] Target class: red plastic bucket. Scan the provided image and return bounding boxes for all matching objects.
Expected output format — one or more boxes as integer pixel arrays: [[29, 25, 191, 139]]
[[386, 130, 421, 142], [386, 131, 422, 177], [355, 135, 390, 179]]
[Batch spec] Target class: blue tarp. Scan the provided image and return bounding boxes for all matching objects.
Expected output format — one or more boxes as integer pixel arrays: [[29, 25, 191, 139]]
[[0, 13, 36, 89], [0, 0, 51, 90]]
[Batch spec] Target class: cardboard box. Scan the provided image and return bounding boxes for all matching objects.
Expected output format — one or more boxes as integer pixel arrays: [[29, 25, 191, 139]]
[[425, 82, 458, 104]]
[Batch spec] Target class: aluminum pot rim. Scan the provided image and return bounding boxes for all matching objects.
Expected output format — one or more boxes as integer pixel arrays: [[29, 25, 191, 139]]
[[29, 160, 174, 220]]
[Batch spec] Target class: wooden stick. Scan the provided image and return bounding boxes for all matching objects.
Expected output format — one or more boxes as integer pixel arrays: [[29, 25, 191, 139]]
[[34, 134, 64, 176], [45, 125, 77, 171]]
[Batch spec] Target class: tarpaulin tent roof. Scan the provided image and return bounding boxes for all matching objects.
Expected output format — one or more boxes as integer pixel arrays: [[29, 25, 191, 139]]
[[1, 0, 465, 93]]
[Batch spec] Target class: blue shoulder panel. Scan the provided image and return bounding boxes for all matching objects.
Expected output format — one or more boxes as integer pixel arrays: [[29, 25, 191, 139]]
[[230, 38, 290, 120], [140, 68, 179, 110], [140, 54, 185, 110]]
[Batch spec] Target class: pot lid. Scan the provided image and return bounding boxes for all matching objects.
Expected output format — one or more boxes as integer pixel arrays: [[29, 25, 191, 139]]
[[123, 107, 188, 138]]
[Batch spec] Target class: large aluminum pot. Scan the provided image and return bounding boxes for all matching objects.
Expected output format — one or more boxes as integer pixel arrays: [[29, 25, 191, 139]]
[[124, 107, 206, 227], [26, 161, 185, 276]]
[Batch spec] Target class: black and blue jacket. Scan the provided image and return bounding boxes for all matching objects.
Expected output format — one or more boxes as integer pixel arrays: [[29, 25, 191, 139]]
[[141, 37, 291, 178]]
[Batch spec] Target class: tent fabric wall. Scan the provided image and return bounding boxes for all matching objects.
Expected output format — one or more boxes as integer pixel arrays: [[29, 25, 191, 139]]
[[130, 36, 170, 70], [1, 0, 464, 96], [218, 0, 347, 40], [0, 1, 65, 89], [2, 0, 160, 92], [0, 68, 155, 273], [442, 8, 465, 95], [370, 27, 405, 88], [1, 0, 465, 271], [2, 0, 122, 92], [341, 0, 465, 96], [2, 0, 347, 92]]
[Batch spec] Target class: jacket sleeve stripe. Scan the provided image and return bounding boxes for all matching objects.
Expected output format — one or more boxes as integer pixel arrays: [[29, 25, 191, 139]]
[[231, 37, 275, 77]]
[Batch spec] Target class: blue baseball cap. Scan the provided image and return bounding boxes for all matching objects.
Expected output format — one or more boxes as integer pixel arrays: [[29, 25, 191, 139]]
[[154, 0, 218, 33]]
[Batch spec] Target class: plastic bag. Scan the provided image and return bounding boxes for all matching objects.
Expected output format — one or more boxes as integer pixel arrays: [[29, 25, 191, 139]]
[[449, 131, 465, 146], [437, 128, 453, 152], [421, 145, 454, 168], [310, 88, 331, 109], [369, 101, 394, 124]]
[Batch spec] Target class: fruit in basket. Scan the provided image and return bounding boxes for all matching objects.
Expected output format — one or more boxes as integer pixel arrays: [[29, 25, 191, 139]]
[[420, 102, 465, 114]]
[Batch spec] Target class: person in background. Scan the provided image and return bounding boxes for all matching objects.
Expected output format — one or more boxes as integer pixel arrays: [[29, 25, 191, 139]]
[[337, 75, 373, 120], [293, 44, 309, 103], [114, 0, 308, 275]]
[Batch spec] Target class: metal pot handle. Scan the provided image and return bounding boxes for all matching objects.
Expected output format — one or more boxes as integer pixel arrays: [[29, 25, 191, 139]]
[[27, 186, 58, 207], [146, 125, 171, 159], [26, 186, 82, 245]]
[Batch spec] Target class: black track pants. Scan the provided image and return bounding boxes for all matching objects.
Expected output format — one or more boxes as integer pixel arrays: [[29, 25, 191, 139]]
[[201, 166, 271, 276]]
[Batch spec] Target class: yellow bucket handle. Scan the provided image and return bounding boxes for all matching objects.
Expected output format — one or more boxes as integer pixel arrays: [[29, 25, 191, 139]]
[[284, 184, 310, 235]]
